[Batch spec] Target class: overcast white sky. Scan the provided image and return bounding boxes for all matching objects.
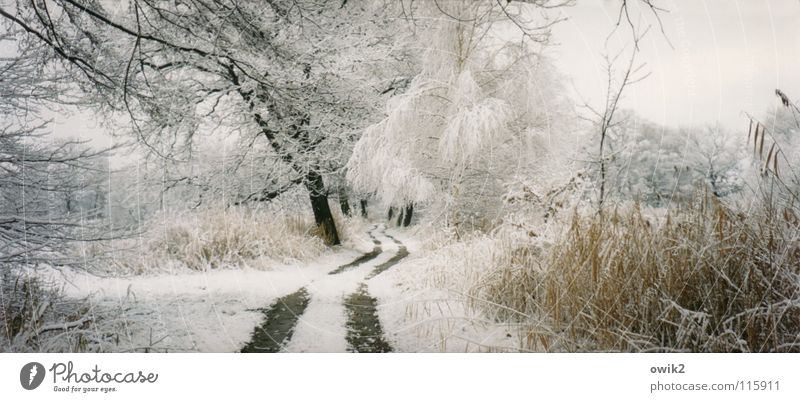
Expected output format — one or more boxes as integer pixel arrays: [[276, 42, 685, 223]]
[[49, 0, 800, 154], [549, 0, 800, 130]]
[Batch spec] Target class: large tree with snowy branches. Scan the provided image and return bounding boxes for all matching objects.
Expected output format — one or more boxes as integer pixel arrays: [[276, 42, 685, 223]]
[[0, 0, 409, 245]]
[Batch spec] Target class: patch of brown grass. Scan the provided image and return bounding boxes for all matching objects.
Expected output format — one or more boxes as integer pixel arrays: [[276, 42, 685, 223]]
[[479, 194, 800, 352]]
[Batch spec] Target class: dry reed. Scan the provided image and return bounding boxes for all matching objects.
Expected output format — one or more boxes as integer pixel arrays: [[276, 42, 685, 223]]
[[476, 193, 800, 352]]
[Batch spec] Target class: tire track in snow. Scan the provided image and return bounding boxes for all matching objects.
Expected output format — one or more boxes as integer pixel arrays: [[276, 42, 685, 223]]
[[241, 225, 408, 352], [283, 227, 397, 352], [344, 283, 393, 352], [342, 229, 409, 352], [364, 232, 408, 280], [364, 247, 408, 280], [241, 225, 386, 352], [240, 287, 310, 353], [328, 225, 382, 275]]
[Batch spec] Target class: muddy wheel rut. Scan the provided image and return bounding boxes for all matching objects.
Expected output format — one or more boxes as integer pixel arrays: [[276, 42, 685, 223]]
[[328, 226, 382, 275], [241, 287, 310, 353], [344, 283, 393, 353], [328, 247, 382, 275], [241, 226, 408, 353], [365, 246, 408, 280]]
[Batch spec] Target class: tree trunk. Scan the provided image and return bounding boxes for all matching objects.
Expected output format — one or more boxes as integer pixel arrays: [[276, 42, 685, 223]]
[[387, 206, 394, 221], [237, 82, 342, 245], [338, 188, 351, 216], [396, 207, 404, 227], [305, 171, 340, 246], [360, 199, 368, 218], [402, 204, 413, 227]]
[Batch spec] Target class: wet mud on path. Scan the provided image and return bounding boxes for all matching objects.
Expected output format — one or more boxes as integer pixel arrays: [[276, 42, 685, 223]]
[[344, 283, 393, 353], [241, 225, 408, 353]]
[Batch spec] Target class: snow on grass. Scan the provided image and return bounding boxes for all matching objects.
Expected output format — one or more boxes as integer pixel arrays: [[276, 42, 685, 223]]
[[369, 227, 528, 352], [5, 209, 380, 353], [18, 216, 548, 353], [82, 208, 334, 275], [36, 246, 364, 352]]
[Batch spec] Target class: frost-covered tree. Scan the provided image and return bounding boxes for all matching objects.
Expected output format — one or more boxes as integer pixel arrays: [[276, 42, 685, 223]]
[[347, 1, 577, 231], [0, 31, 108, 266], [0, 34, 115, 350], [0, 0, 406, 245], [684, 124, 743, 198], [600, 112, 744, 205], [600, 113, 691, 205]]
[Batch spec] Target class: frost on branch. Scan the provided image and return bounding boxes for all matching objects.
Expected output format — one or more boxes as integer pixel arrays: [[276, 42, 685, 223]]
[[439, 71, 511, 165], [347, 3, 579, 230]]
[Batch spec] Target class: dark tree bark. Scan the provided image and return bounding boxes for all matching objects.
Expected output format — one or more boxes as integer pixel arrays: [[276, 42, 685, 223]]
[[236, 79, 342, 246], [359, 199, 368, 218], [402, 203, 413, 227], [396, 207, 404, 226], [306, 171, 340, 246], [234, 176, 304, 206], [339, 188, 351, 216], [387, 206, 394, 221]]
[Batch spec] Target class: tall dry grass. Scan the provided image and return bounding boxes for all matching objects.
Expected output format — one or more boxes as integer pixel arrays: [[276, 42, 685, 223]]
[[94, 207, 327, 273], [0, 271, 100, 352], [474, 193, 800, 352], [154, 208, 328, 270]]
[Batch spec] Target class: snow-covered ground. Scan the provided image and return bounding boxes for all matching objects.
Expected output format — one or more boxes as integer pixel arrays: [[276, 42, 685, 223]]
[[370, 228, 527, 352], [283, 229, 399, 352], [28, 223, 523, 352], [39, 245, 366, 352]]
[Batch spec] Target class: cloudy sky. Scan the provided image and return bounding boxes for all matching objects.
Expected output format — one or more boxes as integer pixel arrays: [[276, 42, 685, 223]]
[[550, 0, 800, 130]]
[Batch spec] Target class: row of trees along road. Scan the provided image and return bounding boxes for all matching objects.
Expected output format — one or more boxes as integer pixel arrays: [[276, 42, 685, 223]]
[[1, 1, 659, 244], [0, 0, 415, 245]]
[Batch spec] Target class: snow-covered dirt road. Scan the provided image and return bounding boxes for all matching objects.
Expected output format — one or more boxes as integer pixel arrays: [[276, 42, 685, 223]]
[[42, 223, 417, 352], [243, 225, 408, 352], [37, 223, 526, 353]]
